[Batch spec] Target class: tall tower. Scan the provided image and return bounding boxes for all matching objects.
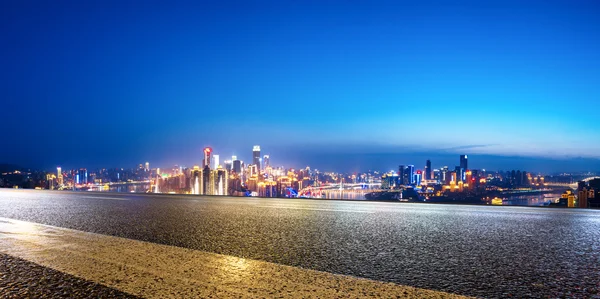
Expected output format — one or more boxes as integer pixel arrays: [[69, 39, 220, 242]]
[[263, 155, 270, 169], [253, 145, 261, 172], [203, 147, 213, 168], [460, 155, 468, 170], [56, 167, 63, 185], [407, 165, 415, 185], [212, 154, 220, 170], [398, 165, 406, 185], [191, 166, 201, 195], [215, 166, 228, 196], [425, 160, 432, 180], [224, 160, 232, 172], [233, 158, 242, 174], [145, 162, 150, 171]]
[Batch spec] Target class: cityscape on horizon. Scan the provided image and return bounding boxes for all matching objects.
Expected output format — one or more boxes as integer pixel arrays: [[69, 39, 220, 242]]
[[3, 143, 599, 209]]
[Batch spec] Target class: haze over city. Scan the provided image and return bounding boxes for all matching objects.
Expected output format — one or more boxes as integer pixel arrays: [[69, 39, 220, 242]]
[[2, 0, 599, 172]]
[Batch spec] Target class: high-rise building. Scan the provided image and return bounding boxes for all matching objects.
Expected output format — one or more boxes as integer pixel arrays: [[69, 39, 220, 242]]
[[202, 165, 211, 195], [145, 162, 150, 171], [455, 166, 464, 182], [253, 146, 261, 172], [414, 170, 422, 186], [263, 155, 270, 169], [233, 159, 242, 174], [398, 165, 406, 185], [212, 154, 220, 170], [407, 165, 415, 184], [215, 167, 228, 196], [425, 160, 432, 180], [56, 167, 63, 185], [441, 166, 449, 184], [77, 168, 87, 184], [224, 160, 232, 172], [203, 147, 212, 168], [191, 166, 202, 195], [460, 155, 468, 171], [249, 164, 258, 177]]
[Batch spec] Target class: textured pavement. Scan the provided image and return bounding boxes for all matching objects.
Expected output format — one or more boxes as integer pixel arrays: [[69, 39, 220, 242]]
[[0, 189, 599, 298], [0, 253, 138, 299], [0, 217, 468, 299]]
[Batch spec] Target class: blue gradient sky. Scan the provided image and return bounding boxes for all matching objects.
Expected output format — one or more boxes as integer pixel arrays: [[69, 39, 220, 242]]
[[1, 0, 599, 172]]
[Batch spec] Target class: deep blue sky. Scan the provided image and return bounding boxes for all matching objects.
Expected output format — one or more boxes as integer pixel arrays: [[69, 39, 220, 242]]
[[1, 0, 599, 172]]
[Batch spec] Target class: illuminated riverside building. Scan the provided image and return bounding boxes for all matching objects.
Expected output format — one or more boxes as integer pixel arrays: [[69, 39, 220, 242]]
[[455, 166, 464, 182], [398, 165, 415, 185], [257, 181, 277, 197], [253, 145, 261, 172], [155, 172, 186, 194], [232, 158, 242, 174], [46, 173, 57, 190], [203, 147, 212, 168], [214, 166, 228, 196], [450, 172, 457, 183], [441, 166, 449, 184], [224, 160, 232, 172], [414, 171, 422, 186], [56, 167, 63, 185], [381, 172, 398, 189], [191, 166, 202, 195], [248, 164, 258, 177], [425, 160, 432, 180], [460, 155, 468, 171], [201, 165, 211, 194], [189, 165, 228, 196], [212, 154, 220, 170], [465, 170, 473, 189], [77, 168, 87, 184]]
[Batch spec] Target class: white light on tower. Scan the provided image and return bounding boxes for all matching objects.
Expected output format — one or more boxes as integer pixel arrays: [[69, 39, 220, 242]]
[[212, 155, 220, 169]]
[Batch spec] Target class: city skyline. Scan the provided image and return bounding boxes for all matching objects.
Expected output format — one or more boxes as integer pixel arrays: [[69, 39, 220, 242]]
[[2, 1, 600, 172], [11, 146, 600, 175]]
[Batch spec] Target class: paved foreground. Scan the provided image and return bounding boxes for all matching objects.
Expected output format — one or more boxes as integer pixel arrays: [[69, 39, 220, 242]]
[[0, 189, 599, 298]]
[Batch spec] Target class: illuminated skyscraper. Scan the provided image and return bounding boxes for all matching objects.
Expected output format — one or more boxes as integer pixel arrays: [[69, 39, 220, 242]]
[[212, 154, 220, 170], [441, 166, 449, 184], [253, 145, 261, 172], [203, 147, 212, 168], [407, 165, 415, 184], [202, 165, 211, 194], [455, 166, 464, 182], [414, 170, 422, 186], [460, 155, 468, 170], [263, 155, 270, 169], [224, 160, 232, 172], [77, 168, 87, 184], [425, 160, 432, 180], [191, 166, 201, 195], [215, 167, 228, 196], [56, 167, 63, 185], [398, 165, 407, 185], [233, 159, 242, 174], [145, 162, 150, 171], [249, 164, 258, 177]]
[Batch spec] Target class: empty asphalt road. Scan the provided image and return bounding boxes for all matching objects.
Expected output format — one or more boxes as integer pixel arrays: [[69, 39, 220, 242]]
[[0, 189, 599, 298]]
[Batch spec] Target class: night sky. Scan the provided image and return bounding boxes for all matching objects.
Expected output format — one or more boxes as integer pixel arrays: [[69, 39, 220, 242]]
[[1, 0, 599, 173]]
